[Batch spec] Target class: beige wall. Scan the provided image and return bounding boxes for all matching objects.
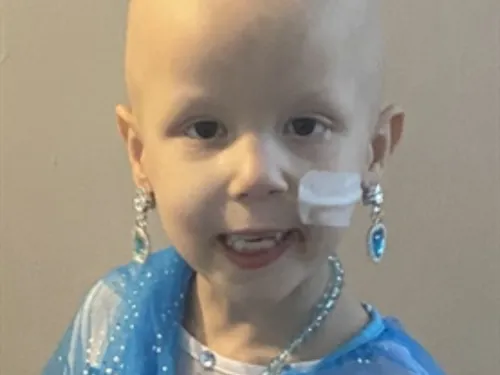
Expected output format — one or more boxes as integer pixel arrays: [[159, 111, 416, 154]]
[[1, 1, 499, 374]]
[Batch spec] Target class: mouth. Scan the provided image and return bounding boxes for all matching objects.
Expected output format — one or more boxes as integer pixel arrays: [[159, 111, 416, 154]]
[[218, 229, 302, 270]]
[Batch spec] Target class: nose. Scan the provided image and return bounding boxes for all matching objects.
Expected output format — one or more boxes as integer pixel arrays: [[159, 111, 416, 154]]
[[227, 135, 289, 200]]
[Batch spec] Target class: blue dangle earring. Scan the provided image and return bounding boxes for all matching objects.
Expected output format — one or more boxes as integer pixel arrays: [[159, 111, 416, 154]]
[[362, 183, 387, 263], [132, 187, 155, 264]]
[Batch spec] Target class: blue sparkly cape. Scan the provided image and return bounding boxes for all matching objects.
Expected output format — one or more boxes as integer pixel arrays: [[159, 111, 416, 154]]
[[42, 248, 446, 375]]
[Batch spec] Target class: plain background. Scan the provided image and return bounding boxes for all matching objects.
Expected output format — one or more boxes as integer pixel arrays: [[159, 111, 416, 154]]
[[1, 1, 499, 374]]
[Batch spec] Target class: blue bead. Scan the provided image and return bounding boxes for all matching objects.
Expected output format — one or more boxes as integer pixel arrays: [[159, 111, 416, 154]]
[[368, 222, 386, 262], [133, 227, 150, 263], [199, 350, 216, 370], [282, 364, 292, 373], [134, 232, 145, 251]]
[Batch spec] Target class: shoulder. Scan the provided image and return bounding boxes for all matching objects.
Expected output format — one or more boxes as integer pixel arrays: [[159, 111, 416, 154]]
[[318, 310, 447, 375], [87, 246, 185, 295], [79, 247, 180, 307], [43, 247, 188, 373], [366, 316, 447, 375], [79, 246, 184, 321]]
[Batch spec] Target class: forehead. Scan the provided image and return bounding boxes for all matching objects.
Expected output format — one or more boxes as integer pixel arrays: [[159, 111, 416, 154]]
[[126, 0, 382, 121]]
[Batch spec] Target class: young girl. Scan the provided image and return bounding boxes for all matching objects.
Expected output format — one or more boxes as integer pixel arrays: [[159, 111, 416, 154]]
[[43, 0, 446, 374]]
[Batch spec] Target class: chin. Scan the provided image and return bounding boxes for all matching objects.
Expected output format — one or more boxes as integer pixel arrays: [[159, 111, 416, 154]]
[[209, 248, 316, 304]]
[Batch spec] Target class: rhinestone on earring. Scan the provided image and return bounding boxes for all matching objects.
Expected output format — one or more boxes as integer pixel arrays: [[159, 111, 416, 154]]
[[362, 183, 386, 263], [132, 187, 155, 264]]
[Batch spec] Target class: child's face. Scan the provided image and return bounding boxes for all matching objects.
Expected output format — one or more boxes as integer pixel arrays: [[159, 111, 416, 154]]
[[118, 0, 402, 301]]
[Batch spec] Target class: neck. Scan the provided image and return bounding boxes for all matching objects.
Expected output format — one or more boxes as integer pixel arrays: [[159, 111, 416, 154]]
[[183, 262, 370, 365]]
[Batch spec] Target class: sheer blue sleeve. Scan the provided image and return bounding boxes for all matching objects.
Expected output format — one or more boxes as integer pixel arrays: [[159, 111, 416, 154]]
[[42, 274, 130, 375], [41, 250, 193, 375], [296, 317, 446, 375]]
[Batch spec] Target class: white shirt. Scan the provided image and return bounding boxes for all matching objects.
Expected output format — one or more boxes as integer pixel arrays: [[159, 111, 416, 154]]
[[177, 327, 320, 375]]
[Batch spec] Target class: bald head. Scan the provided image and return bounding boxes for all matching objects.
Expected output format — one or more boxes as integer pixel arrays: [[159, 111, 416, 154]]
[[116, 1, 404, 275], [123, 0, 383, 127]]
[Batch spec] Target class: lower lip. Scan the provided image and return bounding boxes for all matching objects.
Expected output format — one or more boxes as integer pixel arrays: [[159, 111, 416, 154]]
[[220, 232, 294, 270]]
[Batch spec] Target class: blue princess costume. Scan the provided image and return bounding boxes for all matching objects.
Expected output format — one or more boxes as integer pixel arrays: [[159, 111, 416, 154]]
[[42, 248, 446, 375]]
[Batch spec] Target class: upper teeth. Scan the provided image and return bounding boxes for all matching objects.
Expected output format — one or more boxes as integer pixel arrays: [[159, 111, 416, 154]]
[[224, 232, 286, 252]]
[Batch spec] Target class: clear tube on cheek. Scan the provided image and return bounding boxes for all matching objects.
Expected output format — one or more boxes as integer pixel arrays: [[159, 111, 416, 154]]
[[298, 171, 362, 228]]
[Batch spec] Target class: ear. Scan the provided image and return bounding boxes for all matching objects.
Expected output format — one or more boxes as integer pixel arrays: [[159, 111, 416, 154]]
[[367, 104, 405, 181], [116, 104, 150, 189]]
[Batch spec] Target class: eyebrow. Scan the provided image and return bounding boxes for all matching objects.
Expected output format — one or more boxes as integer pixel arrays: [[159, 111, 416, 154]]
[[156, 87, 218, 128], [290, 90, 350, 130], [156, 86, 350, 132]]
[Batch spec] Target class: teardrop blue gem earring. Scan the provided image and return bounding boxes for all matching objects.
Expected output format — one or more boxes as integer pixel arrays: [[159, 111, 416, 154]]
[[132, 187, 155, 264], [362, 183, 387, 263]]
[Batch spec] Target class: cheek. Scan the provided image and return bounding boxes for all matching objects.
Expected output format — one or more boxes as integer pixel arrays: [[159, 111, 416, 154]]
[[304, 141, 367, 173], [335, 134, 371, 172], [146, 156, 225, 258], [307, 227, 344, 253], [145, 151, 215, 223], [153, 178, 216, 238], [153, 188, 217, 271]]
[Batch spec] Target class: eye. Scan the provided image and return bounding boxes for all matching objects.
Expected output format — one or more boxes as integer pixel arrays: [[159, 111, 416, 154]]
[[284, 116, 333, 138], [184, 119, 226, 140]]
